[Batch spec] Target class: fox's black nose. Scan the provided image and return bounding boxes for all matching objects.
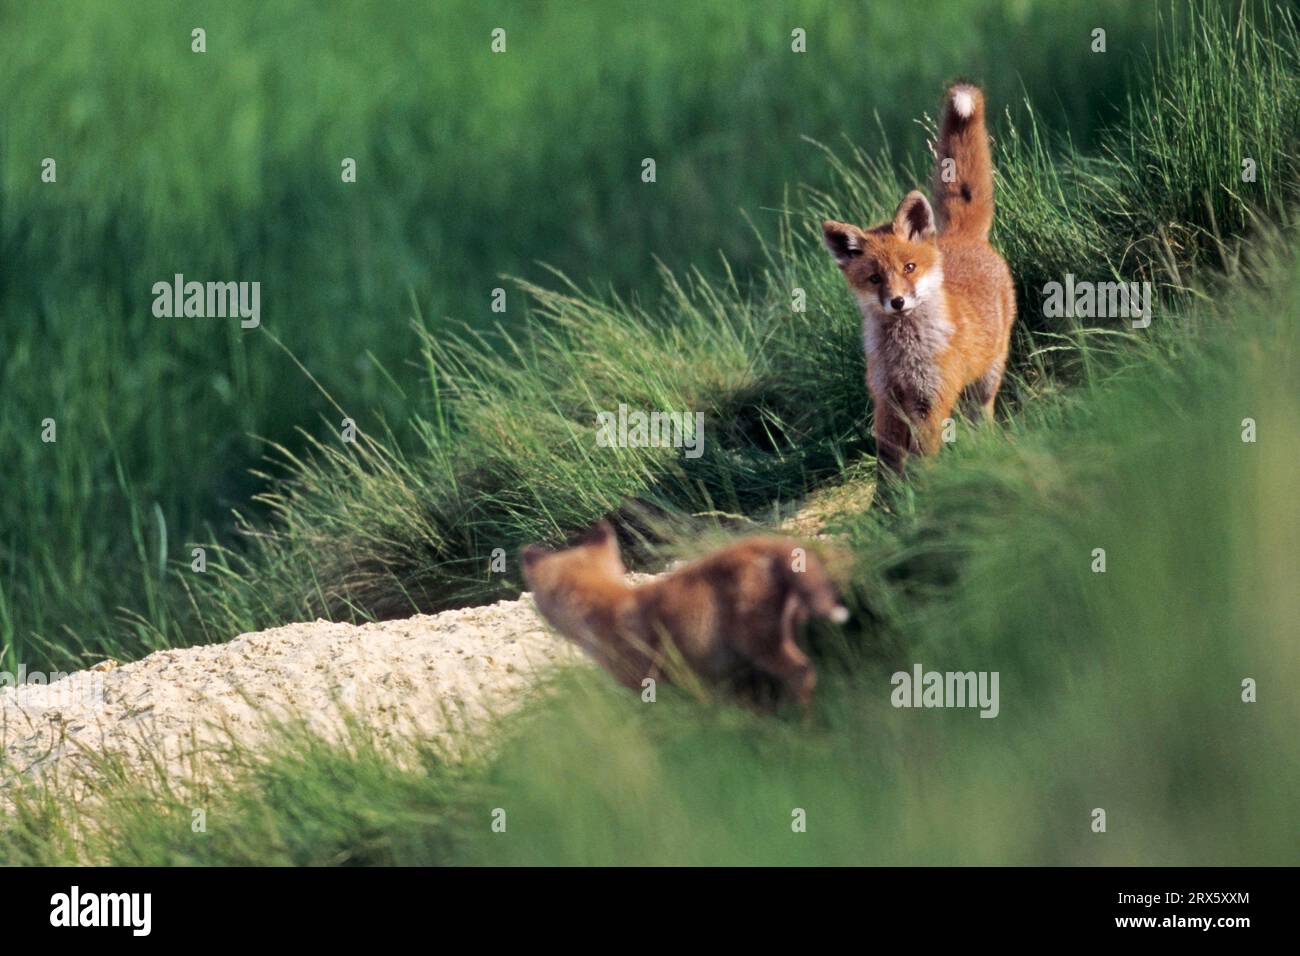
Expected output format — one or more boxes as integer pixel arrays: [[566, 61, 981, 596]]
[[890, 296, 906, 311]]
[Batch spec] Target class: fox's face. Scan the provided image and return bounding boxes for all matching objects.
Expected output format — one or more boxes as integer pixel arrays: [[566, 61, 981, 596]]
[[823, 191, 943, 317]]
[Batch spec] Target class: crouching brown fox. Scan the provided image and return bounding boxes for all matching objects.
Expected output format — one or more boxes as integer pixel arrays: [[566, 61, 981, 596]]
[[521, 522, 848, 707]]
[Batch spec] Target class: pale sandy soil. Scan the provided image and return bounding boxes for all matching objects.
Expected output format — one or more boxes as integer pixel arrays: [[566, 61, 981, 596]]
[[0, 593, 590, 797]]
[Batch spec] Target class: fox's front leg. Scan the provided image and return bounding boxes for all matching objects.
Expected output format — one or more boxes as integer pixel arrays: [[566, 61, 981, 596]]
[[871, 401, 912, 476], [904, 384, 962, 457], [609, 607, 663, 690], [910, 404, 946, 456]]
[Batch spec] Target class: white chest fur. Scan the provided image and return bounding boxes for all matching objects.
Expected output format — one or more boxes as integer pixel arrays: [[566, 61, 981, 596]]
[[858, 295, 954, 404]]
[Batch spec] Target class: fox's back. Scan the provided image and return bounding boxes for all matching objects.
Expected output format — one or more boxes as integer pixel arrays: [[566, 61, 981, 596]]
[[635, 538, 796, 668]]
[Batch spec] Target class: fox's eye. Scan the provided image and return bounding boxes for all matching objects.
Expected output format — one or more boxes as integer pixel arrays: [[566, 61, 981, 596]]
[[869, 274, 882, 284], [904, 262, 916, 273]]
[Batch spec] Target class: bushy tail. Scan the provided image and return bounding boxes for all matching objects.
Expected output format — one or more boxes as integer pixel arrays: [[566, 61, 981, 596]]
[[930, 82, 995, 239]]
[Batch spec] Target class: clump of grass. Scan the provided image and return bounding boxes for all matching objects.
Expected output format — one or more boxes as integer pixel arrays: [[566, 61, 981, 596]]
[[0, 714, 484, 866]]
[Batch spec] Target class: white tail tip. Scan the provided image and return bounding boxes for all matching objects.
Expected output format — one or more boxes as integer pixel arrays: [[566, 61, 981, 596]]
[[829, 606, 850, 624], [952, 89, 975, 119]]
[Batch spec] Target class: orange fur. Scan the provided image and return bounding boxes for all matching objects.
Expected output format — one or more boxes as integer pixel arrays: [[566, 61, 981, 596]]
[[521, 523, 848, 707], [823, 83, 1016, 474]]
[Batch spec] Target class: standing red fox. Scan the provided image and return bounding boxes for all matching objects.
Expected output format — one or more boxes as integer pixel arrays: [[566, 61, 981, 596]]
[[823, 83, 1016, 474], [521, 523, 848, 707]]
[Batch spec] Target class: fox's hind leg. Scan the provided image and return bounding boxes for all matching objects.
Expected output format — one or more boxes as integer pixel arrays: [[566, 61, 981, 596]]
[[968, 292, 1016, 420], [963, 356, 1005, 421], [746, 593, 817, 706]]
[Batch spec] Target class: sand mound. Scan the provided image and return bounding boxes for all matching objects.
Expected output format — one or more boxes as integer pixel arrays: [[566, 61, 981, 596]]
[[0, 593, 589, 794]]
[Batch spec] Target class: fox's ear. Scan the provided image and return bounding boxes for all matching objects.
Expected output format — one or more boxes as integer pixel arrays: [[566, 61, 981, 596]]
[[892, 191, 936, 242], [822, 220, 864, 268], [520, 544, 548, 569], [579, 519, 620, 552], [593, 520, 628, 569]]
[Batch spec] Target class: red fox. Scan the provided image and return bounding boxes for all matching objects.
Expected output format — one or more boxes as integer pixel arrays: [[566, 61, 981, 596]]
[[521, 522, 848, 707], [823, 82, 1016, 474]]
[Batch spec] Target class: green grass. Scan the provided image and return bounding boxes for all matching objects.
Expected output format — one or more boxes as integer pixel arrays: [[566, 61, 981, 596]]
[[0, 0, 1229, 671], [183, 0, 1299, 642], [3, 230, 1296, 864], [1, 0, 1297, 865]]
